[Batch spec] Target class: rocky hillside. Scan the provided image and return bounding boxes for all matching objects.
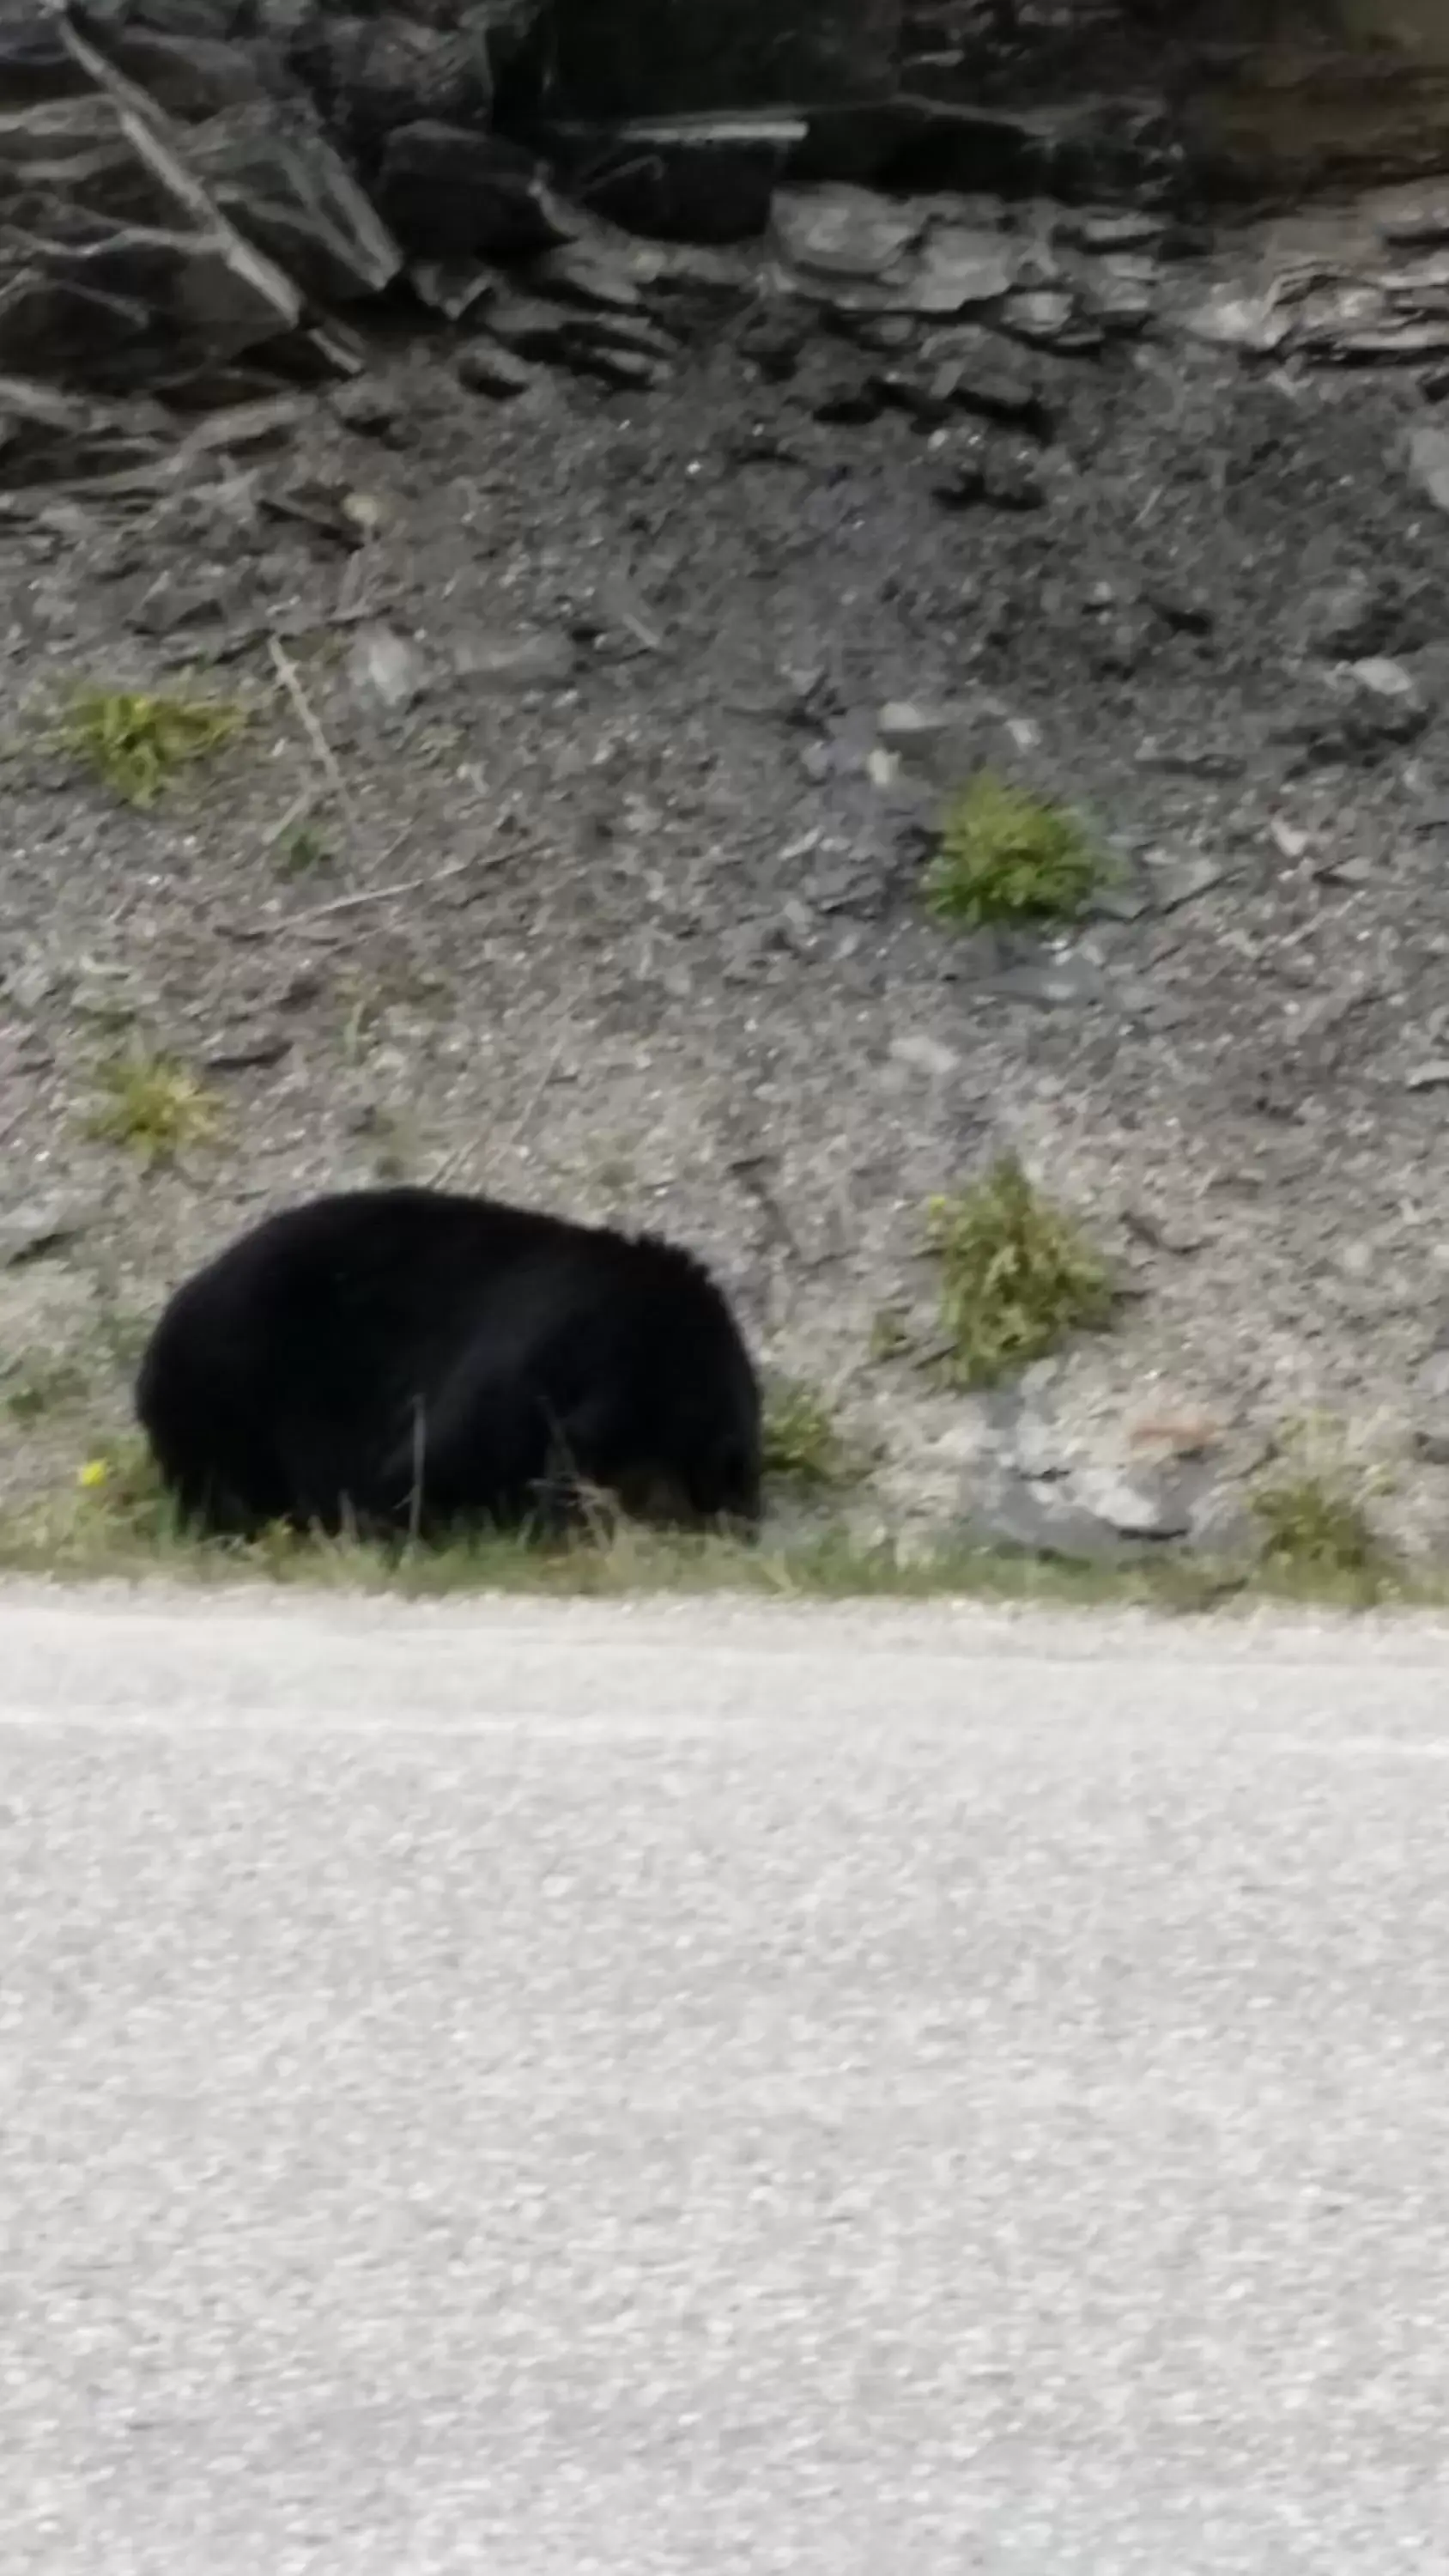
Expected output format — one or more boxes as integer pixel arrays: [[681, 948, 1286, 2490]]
[[4, 5, 1449, 1573]]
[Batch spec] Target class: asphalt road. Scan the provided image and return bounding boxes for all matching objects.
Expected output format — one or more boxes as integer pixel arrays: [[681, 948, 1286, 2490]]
[[2, 1587, 1447, 2575]]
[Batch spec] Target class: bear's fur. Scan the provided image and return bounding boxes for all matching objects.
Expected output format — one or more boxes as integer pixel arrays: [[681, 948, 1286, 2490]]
[[135, 1186, 762, 1540]]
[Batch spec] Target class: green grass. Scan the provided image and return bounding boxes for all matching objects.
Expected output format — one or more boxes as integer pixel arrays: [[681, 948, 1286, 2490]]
[[761, 1376, 870, 1495], [925, 1157, 1117, 1388], [85, 1051, 222, 1169], [0, 1437, 1433, 1613], [924, 772, 1113, 932], [56, 685, 246, 808], [1250, 1469, 1387, 1589]]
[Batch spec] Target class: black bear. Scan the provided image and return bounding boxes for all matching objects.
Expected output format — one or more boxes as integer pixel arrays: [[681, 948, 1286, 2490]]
[[135, 1186, 762, 1541]]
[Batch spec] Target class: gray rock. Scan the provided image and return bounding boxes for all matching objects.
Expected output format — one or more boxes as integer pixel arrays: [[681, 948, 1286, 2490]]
[[1189, 1485, 1260, 1563], [1298, 572, 1399, 663], [1346, 655, 1428, 739], [1080, 255, 1159, 336], [1380, 205, 1449, 248], [130, 563, 242, 635], [0, 17, 410, 396], [772, 184, 921, 283], [1145, 854, 1226, 912], [1281, 657, 1429, 762], [985, 951, 1107, 1009], [452, 628, 576, 689], [330, 376, 408, 440], [793, 347, 882, 422], [524, 240, 646, 313], [908, 223, 1017, 316], [476, 292, 577, 357], [877, 700, 962, 745], [1000, 286, 1101, 352], [179, 100, 403, 307], [1056, 209, 1165, 253], [0, 1197, 89, 1267], [961, 1466, 1138, 1564], [456, 338, 537, 398], [288, 9, 495, 170], [919, 334, 1054, 435], [0, 371, 167, 487], [0, 86, 306, 388], [1408, 423, 1449, 513], [888, 1031, 960, 1080], [347, 623, 428, 716], [1070, 1465, 1196, 1542], [556, 337, 666, 391]]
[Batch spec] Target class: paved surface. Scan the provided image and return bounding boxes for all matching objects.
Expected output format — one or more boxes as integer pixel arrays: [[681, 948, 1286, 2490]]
[[2, 1587, 1447, 2575]]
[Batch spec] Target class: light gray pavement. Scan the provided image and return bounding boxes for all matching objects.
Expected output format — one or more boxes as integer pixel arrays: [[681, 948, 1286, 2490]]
[[1, 1586, 1447, 2574]]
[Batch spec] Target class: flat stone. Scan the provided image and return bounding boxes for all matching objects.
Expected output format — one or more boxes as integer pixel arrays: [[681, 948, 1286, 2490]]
[[772, 185, 921, 282], [1070, 1465, 1195, 1542], [1000, 287, 1101, 352], [877, 700, 961, 744], [986, 953, 1107, 1009], [524, 243, 645, 313], [452, 629, 576, 690], [1056, 209, 1165, 253], [961, 1467, 1137, 1564], [480, 295, 578, 358], [1082, 267, 1155, 335], [556, 341, 666, 391], [203, 1024, 291, 1072], [1380, 205, 1449, 247], [1145, 854, 1226, 913], [908, 226, 1017, 315], [1182, 287, 1296, 356], [457, 340, 536, 398], [0, 1197, 89, 1267]]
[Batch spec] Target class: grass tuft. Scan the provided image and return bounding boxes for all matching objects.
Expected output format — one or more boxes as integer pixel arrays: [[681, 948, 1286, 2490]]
[[85, 1050, 222, 1169], [1249, 1425, 1391, 1588], [761, 1376, 869, 1495], [925, 772, 1113, 932], [925, 1157, 1116, 1388], [57, 684, 246, 807]]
